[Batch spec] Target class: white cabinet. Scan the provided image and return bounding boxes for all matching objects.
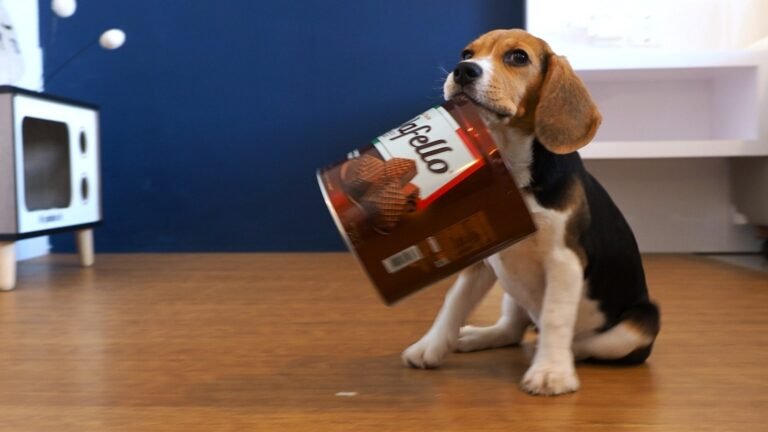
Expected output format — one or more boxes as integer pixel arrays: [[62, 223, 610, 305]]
[[2, 1, 48, 260]]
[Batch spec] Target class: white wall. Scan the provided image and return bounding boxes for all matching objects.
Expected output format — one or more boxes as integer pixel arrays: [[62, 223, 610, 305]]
[[3, 0, 42, 90], [528, 0, 768, 52], [2, 0, 50, 260]]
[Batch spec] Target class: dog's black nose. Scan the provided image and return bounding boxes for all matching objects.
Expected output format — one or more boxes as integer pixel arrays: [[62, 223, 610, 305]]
[[453, 62, 482, 86]]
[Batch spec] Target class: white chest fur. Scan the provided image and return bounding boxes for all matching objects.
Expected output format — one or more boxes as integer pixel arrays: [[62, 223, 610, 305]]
[[487, 192, 605, 337], [486, 125, 534, 188], [486, 195, 561, 319]]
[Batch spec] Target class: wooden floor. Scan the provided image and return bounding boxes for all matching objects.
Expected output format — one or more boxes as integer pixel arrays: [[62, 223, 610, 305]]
[[1, 254, 767, 431]]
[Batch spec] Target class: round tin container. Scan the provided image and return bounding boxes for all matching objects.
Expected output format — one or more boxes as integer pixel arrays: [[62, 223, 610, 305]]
[[317, 99, 535, 304]]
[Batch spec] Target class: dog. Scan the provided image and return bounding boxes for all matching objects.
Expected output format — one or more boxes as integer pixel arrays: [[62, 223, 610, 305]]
[[401, 29, 660, 396]]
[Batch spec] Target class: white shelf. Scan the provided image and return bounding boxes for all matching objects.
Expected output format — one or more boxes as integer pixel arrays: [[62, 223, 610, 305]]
[[568, 49, 764, 73], [580, 139, 768, 160], [562, 48, 768, 159]]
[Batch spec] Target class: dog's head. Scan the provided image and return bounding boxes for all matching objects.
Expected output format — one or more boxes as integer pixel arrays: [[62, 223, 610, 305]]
[[444, 29, 601, 154]]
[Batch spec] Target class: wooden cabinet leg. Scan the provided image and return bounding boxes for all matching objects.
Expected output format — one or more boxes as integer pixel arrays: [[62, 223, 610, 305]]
[[0, 241, 16, 291], [75, 229, 95, 267]]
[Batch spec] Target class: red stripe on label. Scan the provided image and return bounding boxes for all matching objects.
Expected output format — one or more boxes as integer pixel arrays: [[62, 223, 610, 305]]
[[456, 127, 483, 160]]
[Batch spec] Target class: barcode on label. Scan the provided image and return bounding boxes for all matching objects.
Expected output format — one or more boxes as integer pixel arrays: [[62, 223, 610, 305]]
[[382, 245, 424, 274]]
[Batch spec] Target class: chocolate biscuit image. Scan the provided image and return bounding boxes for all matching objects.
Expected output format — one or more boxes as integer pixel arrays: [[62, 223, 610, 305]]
[[340, 154, 385, 200], [402, 183, 421, 213], [361, 180, 408, 234], [383, 158, 417, 187]]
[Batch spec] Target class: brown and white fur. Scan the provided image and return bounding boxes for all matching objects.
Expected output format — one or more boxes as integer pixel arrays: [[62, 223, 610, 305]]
[[401, 29, 660, 396]]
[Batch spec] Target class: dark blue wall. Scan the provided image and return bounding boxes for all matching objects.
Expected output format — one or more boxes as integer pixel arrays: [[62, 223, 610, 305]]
[[40, 0, 524, 252]]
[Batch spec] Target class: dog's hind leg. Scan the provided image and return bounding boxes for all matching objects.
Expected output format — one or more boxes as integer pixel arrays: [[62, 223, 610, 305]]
[[573, 302, 660, 364], [402, 261, 496, 369], [456, 292, 531, 352]]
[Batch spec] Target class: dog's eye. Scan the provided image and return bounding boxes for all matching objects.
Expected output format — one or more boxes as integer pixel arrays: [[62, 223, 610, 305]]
[[461, 49, 473, 60], [504, 49, 529, 66]]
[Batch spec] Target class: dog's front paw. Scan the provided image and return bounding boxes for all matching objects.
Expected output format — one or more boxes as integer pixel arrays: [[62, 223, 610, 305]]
[[521, 361, 580, 396], [401, 335, 453, 369], [456, 324, 522, 353]]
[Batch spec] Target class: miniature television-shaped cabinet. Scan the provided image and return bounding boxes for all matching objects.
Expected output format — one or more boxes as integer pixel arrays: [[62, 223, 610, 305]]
[[0, 86, 101, 291]]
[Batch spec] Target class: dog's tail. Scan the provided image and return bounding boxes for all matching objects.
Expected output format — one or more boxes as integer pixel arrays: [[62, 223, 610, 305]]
[[574, 302, 660, 365]]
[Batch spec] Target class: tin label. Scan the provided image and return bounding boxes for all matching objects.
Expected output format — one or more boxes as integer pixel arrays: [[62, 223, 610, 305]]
[[382, 245, 424, 274], [418, 211, 496, 268], [374, 107, 484, 208]]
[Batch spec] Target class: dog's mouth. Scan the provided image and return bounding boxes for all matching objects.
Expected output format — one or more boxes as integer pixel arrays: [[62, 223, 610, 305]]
[[450, 92, 512, 119]]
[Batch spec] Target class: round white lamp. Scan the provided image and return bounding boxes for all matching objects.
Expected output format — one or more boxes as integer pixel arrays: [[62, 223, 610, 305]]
[[51, 0, 77, 18], [99, 29, 126, 50]]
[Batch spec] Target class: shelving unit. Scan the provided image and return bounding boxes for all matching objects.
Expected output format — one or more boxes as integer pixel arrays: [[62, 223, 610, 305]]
[[525, 0, 768, 253], [570, 50, 767, 159]]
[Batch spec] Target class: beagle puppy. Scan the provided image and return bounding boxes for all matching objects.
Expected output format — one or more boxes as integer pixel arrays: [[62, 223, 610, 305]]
[[401, 29, 660, 396]]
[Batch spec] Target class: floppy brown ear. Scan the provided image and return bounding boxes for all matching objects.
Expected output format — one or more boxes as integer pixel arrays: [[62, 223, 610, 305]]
[[534, 55, 601, 154]]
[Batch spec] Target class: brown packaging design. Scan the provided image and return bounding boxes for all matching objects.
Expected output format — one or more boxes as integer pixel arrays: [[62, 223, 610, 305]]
[[317, 99, 536, 304]]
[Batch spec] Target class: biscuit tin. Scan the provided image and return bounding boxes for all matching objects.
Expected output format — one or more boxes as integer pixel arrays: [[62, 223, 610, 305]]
[[317, 99, 535, 304]]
